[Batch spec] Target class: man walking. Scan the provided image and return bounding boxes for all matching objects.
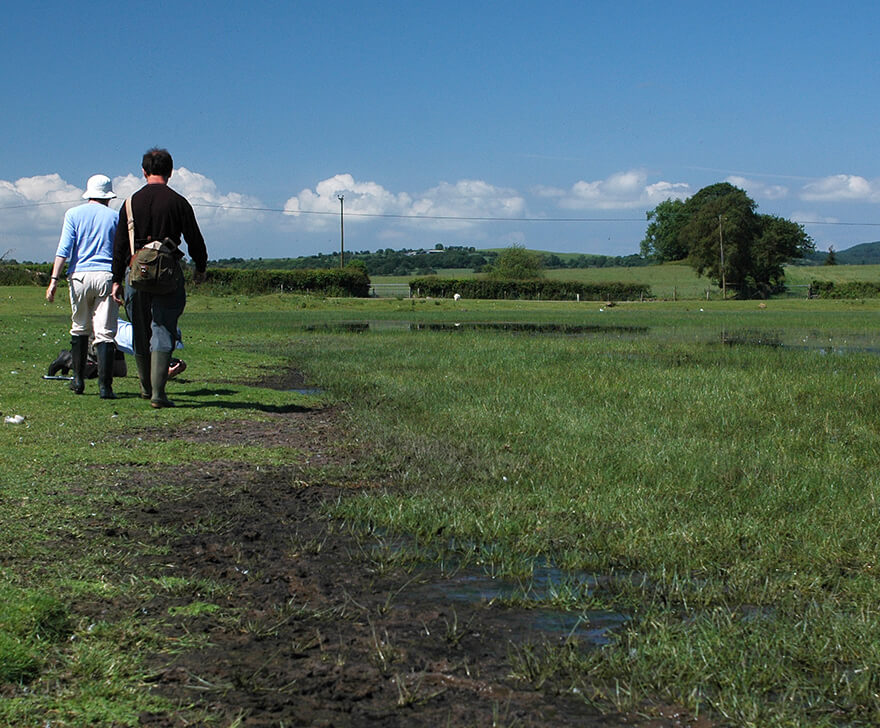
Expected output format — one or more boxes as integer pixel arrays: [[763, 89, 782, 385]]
[[111, 148, 207, 408], [46, 174, 119, 399]]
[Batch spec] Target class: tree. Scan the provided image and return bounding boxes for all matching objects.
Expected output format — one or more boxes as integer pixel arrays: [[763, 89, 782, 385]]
[[824, 246, 837, 265], [682, 185, 761, 296], [645, 182, 814, 298], [640, 198, 688, 261], [751, 215, 814, 293], [487, 244, 544, 280]]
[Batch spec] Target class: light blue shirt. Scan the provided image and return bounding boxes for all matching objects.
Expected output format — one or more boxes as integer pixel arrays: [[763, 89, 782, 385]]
[[55, 202, 119, 275]]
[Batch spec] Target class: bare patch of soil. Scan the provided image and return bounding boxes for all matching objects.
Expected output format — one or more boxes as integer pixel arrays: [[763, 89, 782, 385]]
[[83, 372, 710, 727]]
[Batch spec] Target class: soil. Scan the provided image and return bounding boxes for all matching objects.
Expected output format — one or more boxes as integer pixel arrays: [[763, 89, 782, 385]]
[[79, 372, 713, 727]]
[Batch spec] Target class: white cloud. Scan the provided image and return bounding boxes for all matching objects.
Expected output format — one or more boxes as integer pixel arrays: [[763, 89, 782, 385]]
[[284, 173, 413, 230], [557, 170, 690, 210], [107, 169, 265, 227], [0, 174, 82, 224], [0, 174, 84, 260], [283, 174, 524, 232], [725, 175, 788, 200], [160, 167, 265, 225], [411, 179, 525, 225], [800, 174, 879, 202], [0, 170, 265, 262]]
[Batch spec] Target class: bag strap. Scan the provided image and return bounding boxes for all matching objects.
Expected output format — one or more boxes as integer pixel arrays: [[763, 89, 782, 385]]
[[125, 198, 180, 255], [125, 198, 135, 258]]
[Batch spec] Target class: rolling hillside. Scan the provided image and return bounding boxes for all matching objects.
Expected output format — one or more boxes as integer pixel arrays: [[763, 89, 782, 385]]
[[802, 240, 880, 265]]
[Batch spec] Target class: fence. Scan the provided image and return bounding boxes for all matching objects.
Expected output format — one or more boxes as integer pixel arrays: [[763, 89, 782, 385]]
[[369, 283, 412, 298]]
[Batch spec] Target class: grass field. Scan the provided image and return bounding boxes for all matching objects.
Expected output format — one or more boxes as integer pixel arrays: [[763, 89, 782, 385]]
[[372, 262, 880, 300], [3, 287, 880, 725]]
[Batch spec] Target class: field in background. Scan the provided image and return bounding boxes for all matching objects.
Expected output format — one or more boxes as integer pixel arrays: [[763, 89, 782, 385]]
[[371, 263, 880, 299]]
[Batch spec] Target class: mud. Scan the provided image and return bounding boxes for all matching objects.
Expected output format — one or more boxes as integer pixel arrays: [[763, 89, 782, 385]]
[[83, 374, 711, 727]]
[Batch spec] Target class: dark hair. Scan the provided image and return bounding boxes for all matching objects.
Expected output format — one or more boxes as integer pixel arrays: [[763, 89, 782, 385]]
[[142, 148, 173, 178]]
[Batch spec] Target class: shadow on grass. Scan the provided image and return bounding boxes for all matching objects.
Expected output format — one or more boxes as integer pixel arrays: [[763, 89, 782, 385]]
[[168, 387, 320, 414]]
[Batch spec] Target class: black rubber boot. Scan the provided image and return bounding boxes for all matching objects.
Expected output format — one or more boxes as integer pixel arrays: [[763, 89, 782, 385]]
[[96, 342, 117, 400], [134, 354, 152, 399], [47, 349, 73, 376], [150, 350, 174, 408], [69, 335, 88, 394]]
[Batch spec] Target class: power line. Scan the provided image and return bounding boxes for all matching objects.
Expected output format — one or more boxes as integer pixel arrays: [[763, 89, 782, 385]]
[[2, 197, 880, 227], [191, 201, 646, 222]]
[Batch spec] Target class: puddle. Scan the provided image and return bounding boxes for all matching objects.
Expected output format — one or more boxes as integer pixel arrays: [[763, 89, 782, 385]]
[[407, 564, 627, 646], [287, 387, 324, 395], [719, 330, 880, 355], [363, 532, 627, 645], [411, 322, 648, 335], [301, 321, 648, 336], [721, 330, 783, 348], [303, 322, 372, 333]]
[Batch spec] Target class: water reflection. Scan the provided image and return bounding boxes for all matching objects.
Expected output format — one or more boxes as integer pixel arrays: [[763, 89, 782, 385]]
[[302, 321, 648, 335], [406, 564, 627, 645], [720, 329, 880, 354]]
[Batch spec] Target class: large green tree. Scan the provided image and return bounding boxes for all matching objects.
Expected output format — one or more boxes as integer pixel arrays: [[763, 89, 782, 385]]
[[640, 198, 688, 261], [682, 184, 762, 296], [643, 182, 814, 298], [487, 244, 544, 280]]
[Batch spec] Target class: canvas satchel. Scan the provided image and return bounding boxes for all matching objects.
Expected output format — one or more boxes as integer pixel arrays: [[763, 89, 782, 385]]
[[126, 197, 180, 295]]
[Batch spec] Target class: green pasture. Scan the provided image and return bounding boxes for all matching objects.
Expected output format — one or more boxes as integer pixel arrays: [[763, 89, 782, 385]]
[[372, 262, 880, 300], [2, 287, 880, 725]]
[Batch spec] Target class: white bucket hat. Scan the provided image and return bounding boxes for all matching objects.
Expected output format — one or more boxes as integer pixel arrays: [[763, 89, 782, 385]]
[[82, 174, 116, 200]]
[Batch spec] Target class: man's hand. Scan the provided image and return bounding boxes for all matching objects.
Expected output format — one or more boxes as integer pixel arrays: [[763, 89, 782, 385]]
[[111, 282, 124, 306], [193, 269, 206, 285], [45, 280, 57, 302]]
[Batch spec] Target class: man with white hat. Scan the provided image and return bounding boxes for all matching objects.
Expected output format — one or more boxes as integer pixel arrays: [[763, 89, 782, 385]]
[[46, 174, 120, 399]]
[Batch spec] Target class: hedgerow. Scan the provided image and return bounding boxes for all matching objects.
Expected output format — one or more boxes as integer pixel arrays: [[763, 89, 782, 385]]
[[0, 264, 52, 286], [200, 267, 370, 296], [408, 277, 651, 301], [810, 280, 880, 298], [0, 264, 371, 297]]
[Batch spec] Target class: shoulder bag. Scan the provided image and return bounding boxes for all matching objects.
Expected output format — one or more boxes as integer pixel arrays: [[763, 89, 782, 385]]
[[126, 197, 180, 295]]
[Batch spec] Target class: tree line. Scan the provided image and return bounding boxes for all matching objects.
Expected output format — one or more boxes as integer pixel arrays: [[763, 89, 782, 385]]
[[209, 246, 652, 276]]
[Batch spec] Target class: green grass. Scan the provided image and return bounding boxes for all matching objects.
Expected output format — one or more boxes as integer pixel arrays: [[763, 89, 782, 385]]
[[0, 287, 316, 725], [4, 287, 880, 725], [784, 262, 880, 286], [283, 296, 880, 726]]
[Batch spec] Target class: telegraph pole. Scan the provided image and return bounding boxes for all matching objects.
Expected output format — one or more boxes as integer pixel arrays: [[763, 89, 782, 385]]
[[718, 214, 726, 300], [338, 195, 345, 268]]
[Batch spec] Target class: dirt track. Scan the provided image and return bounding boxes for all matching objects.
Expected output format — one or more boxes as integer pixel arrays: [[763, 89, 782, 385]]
[[87, 397, 709, 727]]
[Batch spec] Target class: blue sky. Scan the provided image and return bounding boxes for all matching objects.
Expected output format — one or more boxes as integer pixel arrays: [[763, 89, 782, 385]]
[[2, 1, 880, 263]]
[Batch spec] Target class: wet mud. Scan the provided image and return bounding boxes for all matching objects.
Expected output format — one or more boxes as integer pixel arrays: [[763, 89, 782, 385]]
[[83, 373, 710, 727]]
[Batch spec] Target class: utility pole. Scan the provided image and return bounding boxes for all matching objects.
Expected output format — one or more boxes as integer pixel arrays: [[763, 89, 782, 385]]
[[718, 214, 726, 300], [338, 195, 345, 268]]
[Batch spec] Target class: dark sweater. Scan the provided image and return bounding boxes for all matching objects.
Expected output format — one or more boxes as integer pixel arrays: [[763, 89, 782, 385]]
[[112, 183, 208, 284]]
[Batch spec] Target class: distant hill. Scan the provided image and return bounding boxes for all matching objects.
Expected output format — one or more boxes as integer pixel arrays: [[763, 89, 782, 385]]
[[802, 241, 880, 265]]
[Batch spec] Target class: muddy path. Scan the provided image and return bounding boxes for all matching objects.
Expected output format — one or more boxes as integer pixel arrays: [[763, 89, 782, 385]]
[[92, 399, 708, 727]]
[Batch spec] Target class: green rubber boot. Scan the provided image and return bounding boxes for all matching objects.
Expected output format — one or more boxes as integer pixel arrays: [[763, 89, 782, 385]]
[[134, 354, 152, 399], [150, 350, 174, 408]]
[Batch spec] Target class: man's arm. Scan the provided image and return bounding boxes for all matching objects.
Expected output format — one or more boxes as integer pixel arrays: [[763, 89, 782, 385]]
[[181, 199, 208, 277], [111, 201, 130, 286]]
